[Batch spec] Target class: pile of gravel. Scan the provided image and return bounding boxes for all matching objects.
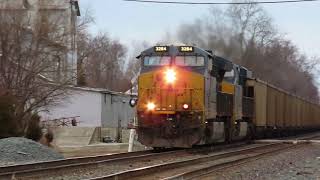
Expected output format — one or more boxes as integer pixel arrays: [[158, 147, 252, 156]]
[[0, 137, 64, 166]]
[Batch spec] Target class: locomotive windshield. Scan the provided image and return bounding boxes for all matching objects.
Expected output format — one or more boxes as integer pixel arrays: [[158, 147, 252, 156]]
[[224, 69, 235, 83], [143, 55, 204, 67], [175, 56, 204, 66], [143, 56, 171, 66]]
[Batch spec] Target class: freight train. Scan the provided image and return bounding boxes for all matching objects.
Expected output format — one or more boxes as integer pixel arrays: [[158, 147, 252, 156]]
[[131, 45, 320, 148]]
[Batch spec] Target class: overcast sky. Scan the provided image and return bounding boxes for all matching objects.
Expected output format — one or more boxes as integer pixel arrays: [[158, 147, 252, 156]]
[[79, 0, 320, 57]]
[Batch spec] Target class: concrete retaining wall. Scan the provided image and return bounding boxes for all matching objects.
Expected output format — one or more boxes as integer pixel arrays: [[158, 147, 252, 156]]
[[52, 127, 97, 146]]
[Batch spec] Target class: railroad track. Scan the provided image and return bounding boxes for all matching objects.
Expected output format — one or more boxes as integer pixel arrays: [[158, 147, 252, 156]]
[[0, 133, 318, 180], [89, 142, 296, 180], [90, 133, 320, 180], [0, 142, 251, 180], [0, 149, 176, 179]]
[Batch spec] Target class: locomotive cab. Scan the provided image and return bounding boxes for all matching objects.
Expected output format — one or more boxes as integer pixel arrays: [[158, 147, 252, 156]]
[[135, 45, 253, 148], [136, 45, 211, 147]]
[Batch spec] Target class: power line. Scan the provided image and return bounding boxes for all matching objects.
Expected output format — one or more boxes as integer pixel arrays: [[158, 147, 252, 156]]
[[123, 0, 320, 5]]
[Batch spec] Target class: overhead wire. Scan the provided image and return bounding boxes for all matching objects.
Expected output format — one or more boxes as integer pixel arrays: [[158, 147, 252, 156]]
[[123, 0, 320, 5]]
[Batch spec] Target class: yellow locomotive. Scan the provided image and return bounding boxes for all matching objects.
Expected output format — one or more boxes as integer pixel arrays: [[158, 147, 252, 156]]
[[133, 45, 320, 148], [134, 45, 254, 148]]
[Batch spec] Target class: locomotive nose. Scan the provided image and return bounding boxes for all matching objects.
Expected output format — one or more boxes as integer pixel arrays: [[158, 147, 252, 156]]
[[138, 66, 204, 112]]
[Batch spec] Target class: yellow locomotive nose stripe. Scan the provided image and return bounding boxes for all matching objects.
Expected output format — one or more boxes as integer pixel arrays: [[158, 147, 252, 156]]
[[153, 111, 175, 114], [221, 81, 235, 94]]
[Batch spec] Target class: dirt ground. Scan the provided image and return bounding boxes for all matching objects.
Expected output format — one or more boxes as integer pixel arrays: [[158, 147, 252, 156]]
[[56, 143, 147, 158], [201, 143, 320, 180]]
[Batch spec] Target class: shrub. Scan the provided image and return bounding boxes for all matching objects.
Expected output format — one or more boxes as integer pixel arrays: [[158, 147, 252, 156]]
[[25, 113, 43, 141], [0, 92, 21, 138], [45, 129, 54, 143]]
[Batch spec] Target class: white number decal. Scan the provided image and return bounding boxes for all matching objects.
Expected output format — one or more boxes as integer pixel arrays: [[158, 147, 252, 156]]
[[155, 46, 167, 52], [180, 46, 193, 52]]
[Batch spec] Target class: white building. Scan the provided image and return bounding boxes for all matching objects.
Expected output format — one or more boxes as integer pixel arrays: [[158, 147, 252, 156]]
[[41, 87, 137, 128]]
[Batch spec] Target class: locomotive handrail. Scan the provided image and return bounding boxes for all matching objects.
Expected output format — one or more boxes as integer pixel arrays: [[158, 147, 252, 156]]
[[140, 87, 202, 90]]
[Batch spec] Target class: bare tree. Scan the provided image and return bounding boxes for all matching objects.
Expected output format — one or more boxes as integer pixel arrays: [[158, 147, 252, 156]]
[[77, 6, 130, 91], [78, 32, 128, 91], [76, 7, 95, 86], [0, 11, 74, 136], [125, 41, 150, 87], [226, 0, 277, 63], [171, 1, 319, 102], [75, 7, 130, 92]]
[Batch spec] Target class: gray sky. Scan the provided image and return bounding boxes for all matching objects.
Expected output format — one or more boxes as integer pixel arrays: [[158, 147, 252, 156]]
[[79, 0, 320, 57]]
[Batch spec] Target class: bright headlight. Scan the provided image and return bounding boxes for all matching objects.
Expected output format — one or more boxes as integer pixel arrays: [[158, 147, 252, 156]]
[[146, 102, 156, 111], [165, 69, 176, 84], [182, 103, 189, 110]]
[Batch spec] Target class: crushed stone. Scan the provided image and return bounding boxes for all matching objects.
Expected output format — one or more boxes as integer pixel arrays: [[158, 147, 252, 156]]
[[202, 143, 320, 180], [0, 137, 64, 166]]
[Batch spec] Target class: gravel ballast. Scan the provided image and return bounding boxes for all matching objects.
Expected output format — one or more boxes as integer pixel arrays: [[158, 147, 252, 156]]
[[0, 137, 64, 166], [202, 143, 320, 180]]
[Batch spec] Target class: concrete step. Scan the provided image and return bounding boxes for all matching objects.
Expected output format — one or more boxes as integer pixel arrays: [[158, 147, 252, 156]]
[[52, 127, 97, 146], [57, 143, 147, 158]]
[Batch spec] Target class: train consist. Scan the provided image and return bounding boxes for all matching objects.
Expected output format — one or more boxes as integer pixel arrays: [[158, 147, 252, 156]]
[[133, 45, 320, 148]]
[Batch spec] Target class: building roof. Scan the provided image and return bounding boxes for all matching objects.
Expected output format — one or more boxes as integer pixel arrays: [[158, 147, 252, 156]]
[[70, 86, 137, 97]]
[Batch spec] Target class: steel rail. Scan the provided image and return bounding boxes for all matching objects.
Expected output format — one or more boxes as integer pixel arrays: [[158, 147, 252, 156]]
[[0, 142, 252, 179], [0, 149, 179, 179], [89, 142, 292, 180], [163, 134, 320, 180], [0, 150, 152, 173], [163, 143, 303, 180]]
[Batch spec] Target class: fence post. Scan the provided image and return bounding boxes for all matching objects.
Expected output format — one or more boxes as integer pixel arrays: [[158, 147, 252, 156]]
[[128, 116, 137, 152]]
